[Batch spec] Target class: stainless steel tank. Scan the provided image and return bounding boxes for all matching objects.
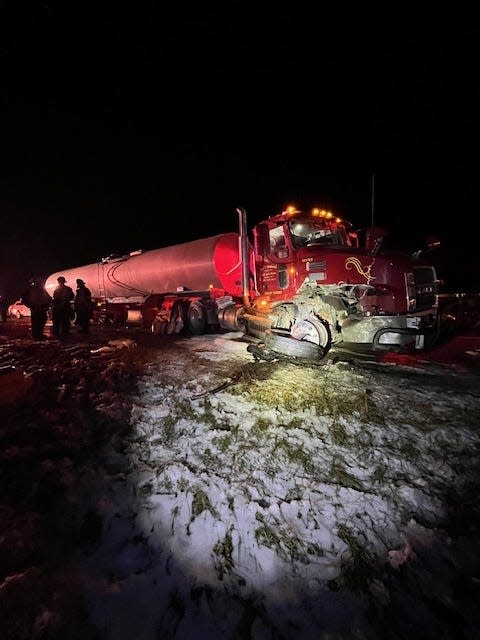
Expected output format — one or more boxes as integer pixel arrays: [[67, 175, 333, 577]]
[[44, 233, 243, 302]]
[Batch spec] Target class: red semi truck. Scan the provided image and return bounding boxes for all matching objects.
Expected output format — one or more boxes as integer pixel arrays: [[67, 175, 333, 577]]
[[44, 205, 441, 360]]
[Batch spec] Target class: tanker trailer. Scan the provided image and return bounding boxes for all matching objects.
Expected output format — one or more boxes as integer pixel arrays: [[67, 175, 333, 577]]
[[44, 232, 248, 331]]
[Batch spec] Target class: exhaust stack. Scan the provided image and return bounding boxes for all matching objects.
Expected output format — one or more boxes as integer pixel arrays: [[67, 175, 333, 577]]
[[236, 206, 251, 309]]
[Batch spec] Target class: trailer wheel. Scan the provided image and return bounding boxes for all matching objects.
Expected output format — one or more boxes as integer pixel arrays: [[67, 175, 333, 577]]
[[166, 300, 186, 335], [187, 300, 207, 335], [265, 329, 326, 360], [151, 317, 167, 334]]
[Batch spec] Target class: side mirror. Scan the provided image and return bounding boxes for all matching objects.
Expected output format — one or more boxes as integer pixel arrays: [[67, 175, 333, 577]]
[[348, 231, 359, 248], [366, 225, 388, 254], [412, 236, 441, 260], [426, 235, 441, 250]]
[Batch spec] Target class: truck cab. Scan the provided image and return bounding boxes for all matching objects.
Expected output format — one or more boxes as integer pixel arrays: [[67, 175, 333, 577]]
[[253, 206, 359, 298], [251, 205, 439, 354]]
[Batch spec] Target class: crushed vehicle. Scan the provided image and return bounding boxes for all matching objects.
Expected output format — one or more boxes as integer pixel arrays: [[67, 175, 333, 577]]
[[44, 205, 441, 361]]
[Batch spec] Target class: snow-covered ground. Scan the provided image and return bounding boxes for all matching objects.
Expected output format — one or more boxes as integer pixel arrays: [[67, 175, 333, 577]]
[[67, 332, 480, 639]]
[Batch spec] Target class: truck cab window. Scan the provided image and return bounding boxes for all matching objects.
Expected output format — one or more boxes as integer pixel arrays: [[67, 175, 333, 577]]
[[289, 218, 348, 248], [269, 227, 289, 259]]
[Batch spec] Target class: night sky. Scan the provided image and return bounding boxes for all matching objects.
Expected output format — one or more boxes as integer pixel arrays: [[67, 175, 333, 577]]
[[1, 4, 478, 299]]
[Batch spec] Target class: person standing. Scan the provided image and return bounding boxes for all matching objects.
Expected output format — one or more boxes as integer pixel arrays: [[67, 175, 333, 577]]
[[74, 278, 93, 334], [0, 294, 8, 323], [51, 276, 74, 337], [21, 278, 52, 340]]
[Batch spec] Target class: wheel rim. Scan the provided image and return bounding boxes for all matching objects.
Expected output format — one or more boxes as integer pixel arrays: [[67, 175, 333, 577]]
[[291, 317, 331, 349]]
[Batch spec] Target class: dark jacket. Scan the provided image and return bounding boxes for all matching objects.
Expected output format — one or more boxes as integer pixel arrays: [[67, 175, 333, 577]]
[[74, 283, 93, 317], [52, 283, 74, 309], [21, 283, 52, 311]]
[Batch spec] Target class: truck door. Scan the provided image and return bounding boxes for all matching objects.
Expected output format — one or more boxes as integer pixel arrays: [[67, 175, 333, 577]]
[[257, 226, 290, 292], [253, 221, 291, 293]]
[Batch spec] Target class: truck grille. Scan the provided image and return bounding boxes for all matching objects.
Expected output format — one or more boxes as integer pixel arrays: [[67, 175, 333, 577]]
[[413, 266, 439, 310]]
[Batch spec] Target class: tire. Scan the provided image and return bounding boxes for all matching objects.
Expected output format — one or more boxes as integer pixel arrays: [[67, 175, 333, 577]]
[[166, 300, 186, 335], [151, 318, 167, 335], [187, 300, 207, 335], [265, 329, 325, 360]]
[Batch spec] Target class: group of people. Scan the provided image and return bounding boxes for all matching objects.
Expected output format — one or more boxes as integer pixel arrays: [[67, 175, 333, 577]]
[[21, 276, 93, 340]]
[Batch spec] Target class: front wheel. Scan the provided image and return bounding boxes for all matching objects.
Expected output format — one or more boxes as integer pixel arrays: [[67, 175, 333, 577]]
[[265, 329, 328, 360], [291, 316, 332, 351]]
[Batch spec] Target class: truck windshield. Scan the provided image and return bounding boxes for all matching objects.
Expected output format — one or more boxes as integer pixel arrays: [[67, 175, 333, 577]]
[[288, 218, 349, 248]]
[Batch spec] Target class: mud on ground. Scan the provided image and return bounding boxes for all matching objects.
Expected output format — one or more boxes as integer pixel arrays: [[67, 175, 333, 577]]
[[0, 320, 169, 639]]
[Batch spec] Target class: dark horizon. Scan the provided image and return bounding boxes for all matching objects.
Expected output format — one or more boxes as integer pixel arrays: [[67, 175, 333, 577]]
[[1, 4, 477, 298]]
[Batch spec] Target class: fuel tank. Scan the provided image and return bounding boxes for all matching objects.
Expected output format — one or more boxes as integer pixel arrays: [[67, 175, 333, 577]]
[[44, 233, 243, 302]]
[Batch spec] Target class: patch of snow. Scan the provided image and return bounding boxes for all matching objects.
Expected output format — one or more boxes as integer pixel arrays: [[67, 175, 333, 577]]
[[70, 335, 480, 639]]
